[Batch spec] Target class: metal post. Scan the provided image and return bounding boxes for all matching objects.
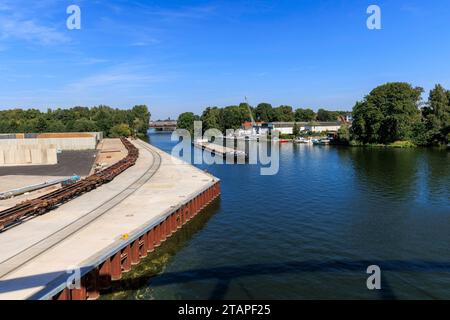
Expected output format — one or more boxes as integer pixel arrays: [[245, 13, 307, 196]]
[[131, 239, 140, 265], [98, 258, 112, 290], [70, 278, 87, 300], [140, 235, 148, 258], [54, 288, 70, 300], [147, 229, 155, 252], [176, 209, 182, 228], [86, 268, 100, 300], [111, 252, 122, 281], [160, 221, 167, 242], [154, 224, 161, 247], [171, 212, 177, 233], [122, 245, 132, 272]]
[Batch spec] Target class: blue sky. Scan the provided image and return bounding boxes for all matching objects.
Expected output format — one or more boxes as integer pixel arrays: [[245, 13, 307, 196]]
[[1, 0, 450, 120]]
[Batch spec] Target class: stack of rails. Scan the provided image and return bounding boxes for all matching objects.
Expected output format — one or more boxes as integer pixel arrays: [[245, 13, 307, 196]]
[[0, 138, 139, 231]]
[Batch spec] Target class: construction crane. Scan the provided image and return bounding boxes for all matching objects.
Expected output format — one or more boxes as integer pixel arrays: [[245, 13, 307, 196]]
[[244, 96, 256, 127]]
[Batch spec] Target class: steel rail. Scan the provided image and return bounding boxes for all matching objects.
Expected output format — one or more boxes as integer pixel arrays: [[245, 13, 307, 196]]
[[0, 139, 162, 280], [0, 138, 138, 230]]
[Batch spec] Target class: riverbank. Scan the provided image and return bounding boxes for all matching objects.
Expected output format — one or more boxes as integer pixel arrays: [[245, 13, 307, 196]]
[[105, 132, 450, 300], [344, 140, 450, 149], [347, 140, 417, 148]]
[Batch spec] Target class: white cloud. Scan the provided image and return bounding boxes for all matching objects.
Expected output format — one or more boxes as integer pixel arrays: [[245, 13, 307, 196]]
[[131, 38, 160, 47], [0, 17, 69, 45], [0, 1, 69, 45], [130, 2, 217, 20], [64, 63, 169, 92]]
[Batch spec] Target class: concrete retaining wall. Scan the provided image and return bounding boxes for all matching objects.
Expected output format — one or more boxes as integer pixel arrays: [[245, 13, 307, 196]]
[[0, 145, 57, 165], [0, 137, 97, 151]]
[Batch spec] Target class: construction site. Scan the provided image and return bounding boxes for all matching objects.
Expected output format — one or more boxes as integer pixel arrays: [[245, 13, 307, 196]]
[[0, 133, 221, 300]]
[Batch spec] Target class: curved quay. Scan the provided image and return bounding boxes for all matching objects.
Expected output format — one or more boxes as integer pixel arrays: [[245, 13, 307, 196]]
[[0, 139, 161, 279], [0, 139, 221, 300]]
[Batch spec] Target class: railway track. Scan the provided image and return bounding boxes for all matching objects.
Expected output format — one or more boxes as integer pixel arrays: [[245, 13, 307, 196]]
[[0, 139, 161, 281], [0, 138, 139, 231]]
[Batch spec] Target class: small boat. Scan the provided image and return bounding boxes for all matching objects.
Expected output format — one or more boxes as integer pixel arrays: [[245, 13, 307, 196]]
[[294, 137, 312, 144], [312, 139, 330, 145], [271, 137, 289, 143]]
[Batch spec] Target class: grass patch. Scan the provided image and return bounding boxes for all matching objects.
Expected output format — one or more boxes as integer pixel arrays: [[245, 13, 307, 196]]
[[388, 140, 417, 148], [349, 140, 417, 148]]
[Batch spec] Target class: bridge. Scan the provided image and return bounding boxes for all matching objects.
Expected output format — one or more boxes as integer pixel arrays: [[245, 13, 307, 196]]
[[149, 120, 177, 131]]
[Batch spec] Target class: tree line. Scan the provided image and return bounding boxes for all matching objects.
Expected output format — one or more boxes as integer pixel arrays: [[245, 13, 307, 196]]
[[177, 82, 450, 147], [177, 103, 349, 134], [0, 105, 151, 138], [346, 82, 449, 146]]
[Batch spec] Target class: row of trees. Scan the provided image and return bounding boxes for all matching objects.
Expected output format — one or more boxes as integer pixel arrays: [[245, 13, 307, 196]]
[[256, 104, 348, 123], [0, 105, 150, 137], [178, 103, 349, 134], [347, 82, 449, 146], [177, 82, 449, 146]]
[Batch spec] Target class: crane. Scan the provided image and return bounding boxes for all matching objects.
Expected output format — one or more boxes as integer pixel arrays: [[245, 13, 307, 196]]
[[244, 96, 256, 127]]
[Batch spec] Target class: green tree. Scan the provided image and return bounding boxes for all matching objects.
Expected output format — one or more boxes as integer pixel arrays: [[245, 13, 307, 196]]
[[93, 107, 114, 136], [47, 120, 66, 132], [132, 118, 145, 137], [295, 108, 316, 122], [316, 109, 338, 122], [351, 82, 423, 144], [131, 105, 151, 135], [201, 107, 223, 132], [272, 105, 294, 122], [293, 122, 300, 137], [72, 119, 99, 132], [0, 105, 150, 136], [222, 105, 251, 129], [337, 124, 351, 144], [422, 84, 450, 145], [255, 103, 273, 122], [110, 123, 132, 137], [35, 117, 49, 132], [177, 112, 199, 134]]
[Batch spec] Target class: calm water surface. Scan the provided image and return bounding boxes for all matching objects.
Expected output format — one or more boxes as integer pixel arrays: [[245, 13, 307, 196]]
[[105, 132, 449, 300]]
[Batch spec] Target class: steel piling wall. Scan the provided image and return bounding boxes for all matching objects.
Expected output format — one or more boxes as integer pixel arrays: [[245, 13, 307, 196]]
[[52, 181, 221, 300]]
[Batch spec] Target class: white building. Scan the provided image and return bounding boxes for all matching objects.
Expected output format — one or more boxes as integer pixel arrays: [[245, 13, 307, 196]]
[[304, 122, 342, 133], [268, 122, 307, 135], [269, 122, 343, 134], [234, 121, 269, 137]]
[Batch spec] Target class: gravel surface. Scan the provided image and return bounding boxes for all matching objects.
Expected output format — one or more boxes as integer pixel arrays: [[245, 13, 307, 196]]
[[0, 150, 97, 177]]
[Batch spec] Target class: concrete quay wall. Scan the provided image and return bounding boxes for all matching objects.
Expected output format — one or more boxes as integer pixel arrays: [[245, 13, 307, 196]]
[[51, 182, 221, 300]]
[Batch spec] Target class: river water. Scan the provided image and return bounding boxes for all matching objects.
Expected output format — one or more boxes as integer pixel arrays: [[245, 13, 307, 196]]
[[105, 132, 450, 300]]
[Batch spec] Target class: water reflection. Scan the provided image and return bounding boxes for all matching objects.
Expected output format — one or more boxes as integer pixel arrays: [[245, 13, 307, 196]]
[[101, 199, 221, 300], [117, 133, 450, 300], [339, 148, 418, 201]]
